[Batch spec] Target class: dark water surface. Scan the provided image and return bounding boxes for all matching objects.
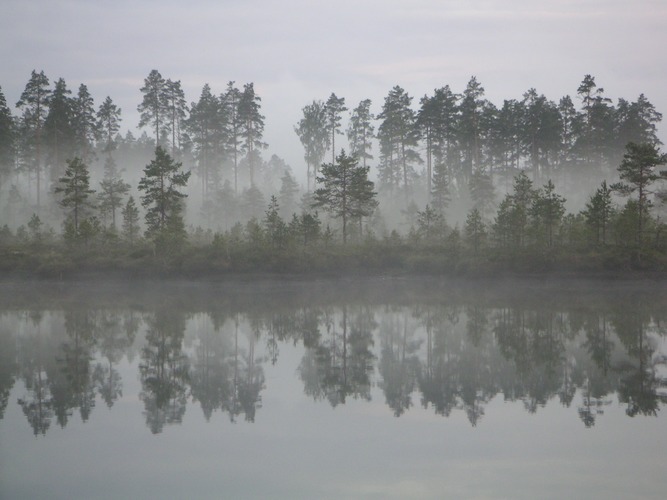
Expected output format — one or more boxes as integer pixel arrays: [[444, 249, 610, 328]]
[[1, 278, 666, 499]]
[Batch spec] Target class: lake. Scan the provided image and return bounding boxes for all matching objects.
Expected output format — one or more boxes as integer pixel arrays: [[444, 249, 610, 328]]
[[1, 277, 666, 499]]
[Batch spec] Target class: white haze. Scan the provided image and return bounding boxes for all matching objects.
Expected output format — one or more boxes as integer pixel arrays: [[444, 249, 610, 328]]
[[1, 0, 666, 229]]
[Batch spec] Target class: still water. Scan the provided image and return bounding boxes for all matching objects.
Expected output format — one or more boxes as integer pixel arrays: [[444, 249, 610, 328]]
[[1, 278, 666, 499]]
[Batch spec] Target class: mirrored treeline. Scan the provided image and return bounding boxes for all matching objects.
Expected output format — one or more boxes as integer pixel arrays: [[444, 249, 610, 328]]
[[1, 279, 666, 434]]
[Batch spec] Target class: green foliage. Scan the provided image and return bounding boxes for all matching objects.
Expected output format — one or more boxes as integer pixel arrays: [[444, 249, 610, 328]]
[[295, 100, 328, 190], [238, 83, 266, 186], [415, 204, 446, 243], [324, 93, 347, 164], [138, 146, 190, 248], [98, 156, 130, 228], [0, 86, 16, 178], [469, 168, 496, 217], [531, 180, 566, 249], [377, 86, 421, 193], [97, 96, 122, 154], [122, 196, 141, 244], [582, 180, 615, 246], [347, 99, 374, 167], [313, 150, 377, 244], [264, 196, 288, 250], [138, 69, 169, 144], [612, 142, 667, 260], [465, 208, 486, 254], [55, 157, 96, 238]]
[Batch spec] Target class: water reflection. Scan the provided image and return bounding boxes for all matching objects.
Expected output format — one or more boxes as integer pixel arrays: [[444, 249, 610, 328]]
[[2, 281, 667, 434]]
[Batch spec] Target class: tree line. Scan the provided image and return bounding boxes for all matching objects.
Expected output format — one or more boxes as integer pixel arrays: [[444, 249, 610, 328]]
[[0, 70, 666, 274]]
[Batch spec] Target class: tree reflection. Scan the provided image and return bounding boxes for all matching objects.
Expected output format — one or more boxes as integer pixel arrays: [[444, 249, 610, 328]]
[[3, 282, 667, 435], [93, 311, 134, 407], [189, 313, 234, 421], [139, 309, 189, 434], [16, 314, 54, 435], [47, 310, 98, 427], [299, 306, 374, 407], [612, 305, 665, 416], [378, 312, 421, 416], [0, 319, 17, 420], [233, 314, 265, 422]]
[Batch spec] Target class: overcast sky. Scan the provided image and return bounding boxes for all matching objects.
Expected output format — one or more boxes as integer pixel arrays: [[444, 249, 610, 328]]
[[2, 0, 666, 179]]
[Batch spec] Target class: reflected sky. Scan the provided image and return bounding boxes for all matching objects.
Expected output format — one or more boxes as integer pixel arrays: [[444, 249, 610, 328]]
[[1, 278, 666, 499]]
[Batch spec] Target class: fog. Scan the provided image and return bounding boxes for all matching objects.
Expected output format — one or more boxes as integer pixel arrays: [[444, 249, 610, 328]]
[[1, 70, 665, 241]]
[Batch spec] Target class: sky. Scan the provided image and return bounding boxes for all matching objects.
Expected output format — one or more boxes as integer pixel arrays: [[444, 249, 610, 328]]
[[2, 0, 666, 181]]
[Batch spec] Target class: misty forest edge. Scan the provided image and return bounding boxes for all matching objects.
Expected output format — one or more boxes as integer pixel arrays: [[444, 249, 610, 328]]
[[1, 70, 667, 278]]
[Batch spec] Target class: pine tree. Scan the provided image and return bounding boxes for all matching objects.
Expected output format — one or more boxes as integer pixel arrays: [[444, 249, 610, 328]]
[[96, 96, 122, 155], [531, 179, 566, 248], [575, 74, 614, 169], [121, 196, 140, 243], [295, 100, 328, 191], [186, 84, 225, 198], [72, 84, 97, 163], [612, 142, 667, 257], [582, 180, 614, 245], [138, 146, 190, 242], [16, 70, 51, 206], [264, 195, 287, 250], [242, 184, 266, 221], [98, 157, 130, 229], [313, 150, 377, 244], [377, 86, 421, 195], [164, 79, 187, 155], [44, 77, 75, 180], [347, 99, 374, 169], [324, 93, 347, 165], [138, 69, 168, 144], [416, 204, 446, 242], [222, 82, 242, 193], [278, 169, 300, 218], [55, 157, 95, 237], [468, 168, 496, 217], [465, 208, 486, 255], [0, 86, 16, 181], [521, 89, 562, 179], [237, 83, 266, 187], [430, 162, 450, 216], [459, 76, 487, 181]]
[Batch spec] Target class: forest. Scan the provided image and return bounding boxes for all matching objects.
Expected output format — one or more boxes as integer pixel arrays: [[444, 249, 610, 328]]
[[0, 69, 666, 278]]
